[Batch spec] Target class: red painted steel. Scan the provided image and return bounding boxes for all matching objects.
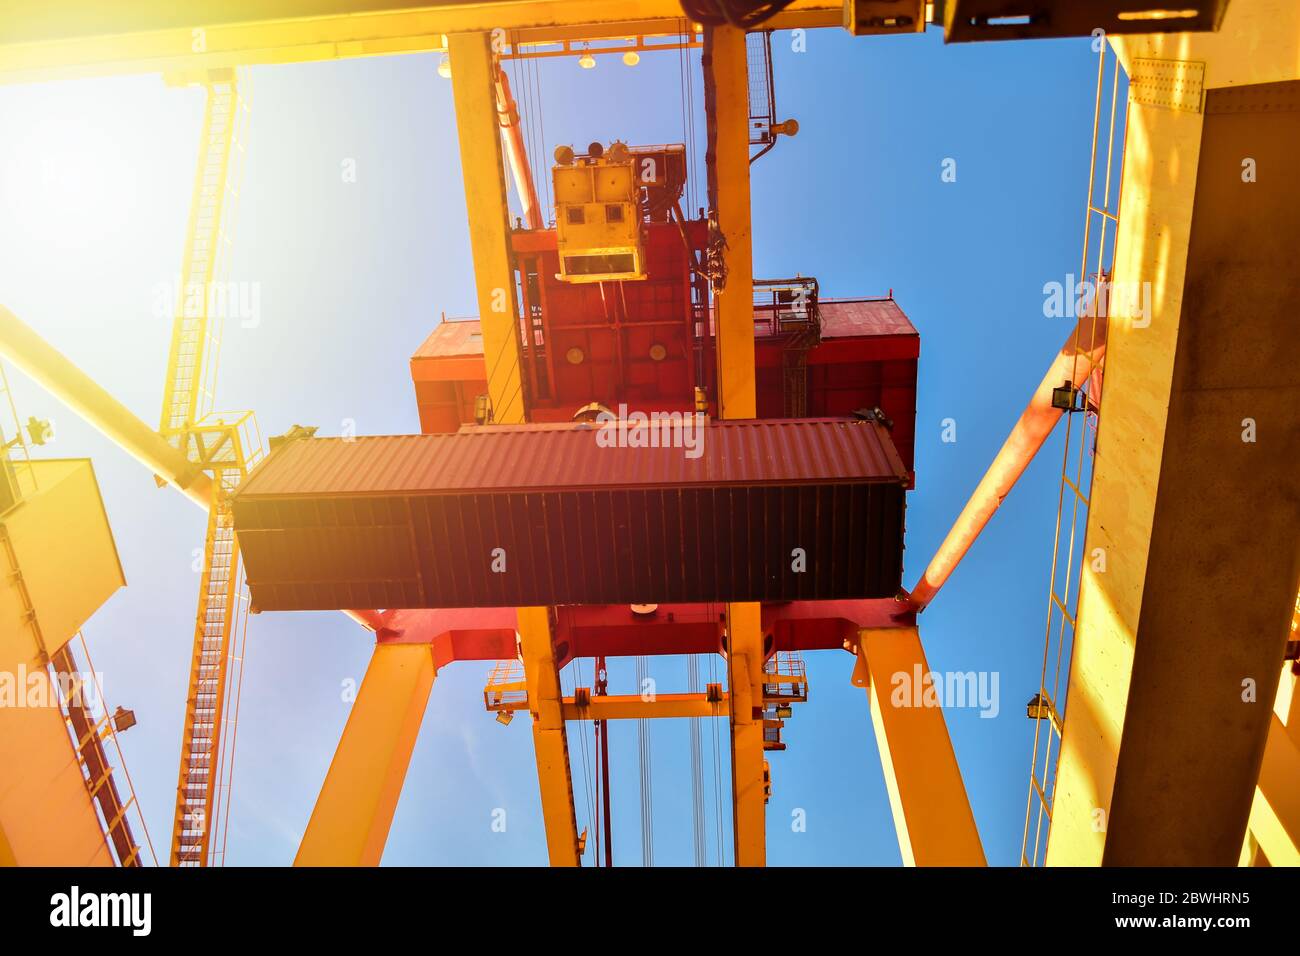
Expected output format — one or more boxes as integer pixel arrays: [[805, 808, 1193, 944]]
[[368, 599, 913, 665], [410, 296, 920, 476], [514, 221, 709, 415], [411, 320, 488, 434]]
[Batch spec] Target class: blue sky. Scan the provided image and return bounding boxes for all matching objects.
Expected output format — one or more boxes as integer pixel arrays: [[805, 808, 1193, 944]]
[[0, 24, 1118, 866]]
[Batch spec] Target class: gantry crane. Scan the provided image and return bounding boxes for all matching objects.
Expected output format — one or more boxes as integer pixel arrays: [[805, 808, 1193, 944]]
[[232, 22, 963, 870], [1, 0, 1295, 871]]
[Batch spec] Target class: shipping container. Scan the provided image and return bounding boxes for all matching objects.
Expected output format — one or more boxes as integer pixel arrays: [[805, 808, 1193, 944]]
[[232, 417, 909, 610]]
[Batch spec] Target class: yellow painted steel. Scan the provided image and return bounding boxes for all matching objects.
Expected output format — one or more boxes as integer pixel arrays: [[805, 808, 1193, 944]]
[[448, 29, 580, 867], [710, 24, 756, 423], [0, 459, 124, 866], [704, 22, 767, 869], [0, 459, 125, 658], [159, 72, 238, 437], [449, 31, 525, 427], [157, 72, 259, 868], [562, 692, 728, 721], [0, 306, 212, 505], [295, 644, 436, 866], [517, 605, 582, 867], [1248, 711, 1300, 866], [854, 628, 986, 866], [0, 823, 16, 866], [727, 601, 768, 867], [1242, 654, 1298, 864], [1047, 1, 1300, 865], [703, 22, 766, 866], [0, 668, 116, 866], [169, 419, 259, 866], [0, 310, 378, 643], [0, 2, 841, 84]]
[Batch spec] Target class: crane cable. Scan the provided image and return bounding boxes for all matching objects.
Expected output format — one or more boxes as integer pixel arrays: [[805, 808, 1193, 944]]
[[687, 654, 707, 866], [566, 657, 597, 865], [531, 51, 553, 225], [677, 19, 693, 216], [636, 655, 654, 866], [709, 614, 726, 865], [510, 36, 551, 228]]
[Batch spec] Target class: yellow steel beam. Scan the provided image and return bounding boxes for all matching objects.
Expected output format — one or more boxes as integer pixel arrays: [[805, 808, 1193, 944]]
[[562, 691, 727, 721], [448, 31, 525, 426], [0, 307, 380, 634], [159, 74, 238, 437], [0, 823, 16, 867], [295, 643, 435, 866], [727, 602, 767, 867], [0, 306, 212, 505], [517, 605, 581, 867], [710, 23, 756, 422], [0, 2, 841, 84], [854, 627, 986, 866], [0, 460, 123, 867], [1047, 0, 1300, 868], [448, 29, 577, 867], [707, 21, 765, 869]]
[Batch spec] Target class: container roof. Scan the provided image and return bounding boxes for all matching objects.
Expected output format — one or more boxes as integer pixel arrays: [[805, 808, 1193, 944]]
[[238, 417, 909, 499]]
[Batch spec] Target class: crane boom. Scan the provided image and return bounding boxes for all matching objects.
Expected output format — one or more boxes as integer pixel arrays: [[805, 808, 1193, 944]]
[[159, 70, 236, 437], [162, 71, 248, 866]]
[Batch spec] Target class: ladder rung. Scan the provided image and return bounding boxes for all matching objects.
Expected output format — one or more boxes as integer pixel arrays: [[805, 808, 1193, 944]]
[[1050, 591, 1076, 627], [1063, 474, 1089, 506]]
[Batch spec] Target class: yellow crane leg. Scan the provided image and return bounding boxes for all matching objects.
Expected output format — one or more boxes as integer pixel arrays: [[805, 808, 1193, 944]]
[[709, 23, 755, 423], [854, 627, 986, 866], [517, 606, 581, 866], [448, 31, 525, 427], [707, 22, 765, 868], [295, 643, 435, 866], [727, 602, 767, 867], [0, 3, 843, 85]]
